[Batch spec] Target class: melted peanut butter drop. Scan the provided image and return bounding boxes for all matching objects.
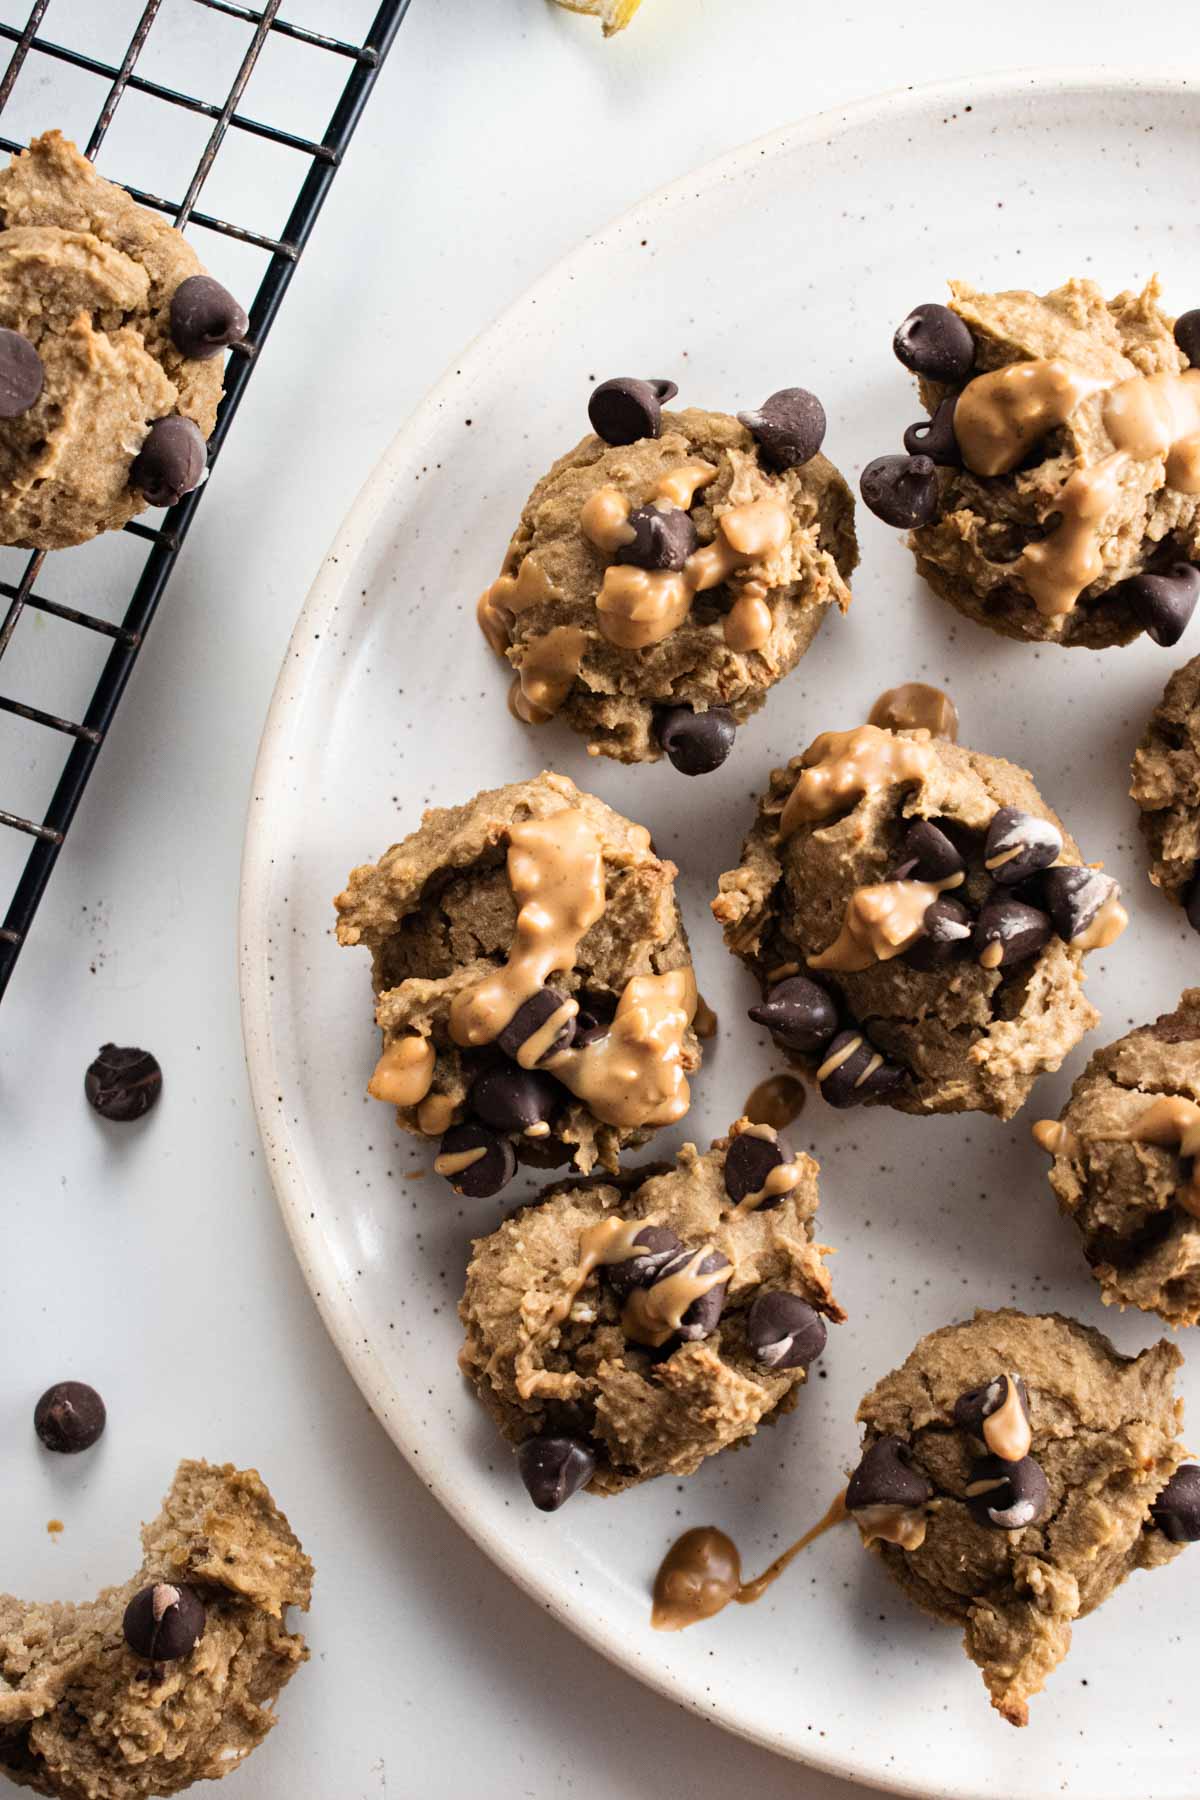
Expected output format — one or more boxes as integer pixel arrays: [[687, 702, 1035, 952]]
[[1071, 892, 1129, 951], [982, 1374, 1032, 1464], [621, 1242, 725, 1347], [851, 1501, 928, 1551], [743, 1073, 806, 1130], [510, 625, 588, 724], [1031, 1118, 1080, 1159], [546, 967, 697, 1130], [868, 681, 958, 742], [651, 1490, 849, 1632], [808, 871, 962, 974], [368, 1035, 435, 1109], [693, 994, 718, 1040], [777, 725, 935, 839], [1119, 1097, 1200, 1216], [433, 1145, 487, 1178]]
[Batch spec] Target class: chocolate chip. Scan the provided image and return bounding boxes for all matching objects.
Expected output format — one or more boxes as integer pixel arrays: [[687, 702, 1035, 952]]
[[966, 1453, 1050, 1531], [748, 975, 838, 1054], [468, 1064, 560, 1135], [1150, 1464, 1200, 1542], [123, 1583, 206, 1661], [846, 1435, 932, 1513], [984, 807, 1063, 884], [860, 453, 939, 528], [648, 1246, 730, 1343], [496, 990, 576, 1063], [604, 1225, 685, 1301], [436, 1122, 516, 1197], [893, 302, 975, 382], [818, 1031, 905, 1108], [169, 274, 248, 361], [615, 504, 698, 571], [34, 1381, 106, 1454], [1120, 562, 1200, 647], [1039, 866, 1120, 944], [901, 894, 973, 971], [588, 377, 677, 445], [573, 992, 616, 1048], [724, 1129, 793, 1209], [902, 396, 961, 467], [892, 819, 965, 884], [130, 416, 206, 506], [654, 704, 735, 776], [0, 327, 43, 417], [972, 895, 1052, 971], [953, 1373, 1030, 1444], [1174, 311, 1200, 366], [84, 1045, 162, 1122], [737, 387, 826, 471], [516, 1434, 595, 1512], [745, 1290, 826, 1371]]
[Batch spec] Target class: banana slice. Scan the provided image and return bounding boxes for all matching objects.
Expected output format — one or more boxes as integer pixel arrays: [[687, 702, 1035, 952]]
[[550, 0, 644, 35]]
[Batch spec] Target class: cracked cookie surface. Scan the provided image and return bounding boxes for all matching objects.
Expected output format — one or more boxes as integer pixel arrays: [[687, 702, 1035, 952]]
[[1131, 654, 1200, 913]]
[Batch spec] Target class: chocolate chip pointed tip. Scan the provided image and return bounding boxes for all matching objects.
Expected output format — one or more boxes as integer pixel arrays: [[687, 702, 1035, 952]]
[[903, 395, 961, 466], [1121, 562, 1200, 647], [588, 377, 675, 445], [516, 1434, 595, 1511], [84, 1044, 162, 1121], [169, 274, 248, 360], [34, 1381, 106, 1453], [846, 1435, 931, 1512], [122, 1582, 206, 1661], [901, 894, 973, 971], [0, 327, 43, 417], [893, 302, 975, 382], [737, 387, 826, 471], [860, 453, 939, 529], [748, 975, 838, 1054], [130, 416, 206, 507], [745, 1290, 826, 1371]]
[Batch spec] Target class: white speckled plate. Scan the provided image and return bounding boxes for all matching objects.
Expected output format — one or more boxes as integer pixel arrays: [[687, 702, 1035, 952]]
[[240, 72, 1200, 1799]]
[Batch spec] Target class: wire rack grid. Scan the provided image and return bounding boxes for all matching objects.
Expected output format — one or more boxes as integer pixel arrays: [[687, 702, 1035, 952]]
[[0, 0, 409, 1002]]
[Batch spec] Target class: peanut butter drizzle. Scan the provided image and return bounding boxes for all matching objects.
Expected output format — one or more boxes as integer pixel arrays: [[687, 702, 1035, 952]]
[[650, 1490, 849, 1631], [478, 555, 562, 658], [510, 625, 587, 725], [545, 967, 697, 1129], [776, 725, 935, 839], [868, 681, 958, 742], [595, 563, 692, 649], [1071, 892, 1129, 951], [621, 1244, 725, 1348], [367, 1034, 435, 1108], [851, 1501, 928, 1552], [1032, 1118, 1080, 1159], [979, 939, 1004, 971], [726, 1122, 804, 1217], [955, 359, 1102, 477], [515, 1215, 651, 1399], [982, 1374, 1032, 1463], [517, 997, 578, 1068], [808, 871, 962, 974], [743, 1072, 806, 1130], [1118, 1097, 1200, 1216], [815, 1034, 882, 1091], [1019, 453, 1126, 617], [579, 486, 638, 554], [433, 1145, 487, 1178]]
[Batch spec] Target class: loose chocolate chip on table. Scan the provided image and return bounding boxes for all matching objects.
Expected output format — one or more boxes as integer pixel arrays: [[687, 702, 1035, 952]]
[[748, 975, 838, 1054], [604, 1225, 685, 1301], [468, 1064, 560, 1136], [0, 327, 44, 417], [34, 1381, 106, 1454], [736, 387, 827, 471], [615, 503, 698, 571], [1039, 866, 1120, 944], [953, 1373, 1030, 1444], [902, 396, 961, 466], [818, 1031, 905, 1108], [723, 1129, 794, 1208], [588, 377, 677, 446], [1174, 310, 1200, 366], [169, 274, 248, 361], [966, 1453, 1050, 1530], [435, 1122, 516, 1197], [516, 1434, 596, 1512], [971, 896, 1052, 970], [654, 704, 735, 776], [496, 989, 576, 1062], [130, 416, 206, 507], [891, 819, 965, 884], [84, 1044, 163, 1122], [123, 1582, 206, 1661], [645, 1247, 730, 1343], [901, 894, 974, 971], [1120, 562, 1200, 648], [984, 807, 1063, 884], [1150, 1464, 1200, 1542], [893, 302, 975, 383], [745, 1290, 827, 1371], [859, 453, 939, 528], [846, 1436, 932, 1513]]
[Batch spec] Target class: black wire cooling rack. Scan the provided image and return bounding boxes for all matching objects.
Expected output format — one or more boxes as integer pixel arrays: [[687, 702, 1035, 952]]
[[0, 0, 409, 1001]]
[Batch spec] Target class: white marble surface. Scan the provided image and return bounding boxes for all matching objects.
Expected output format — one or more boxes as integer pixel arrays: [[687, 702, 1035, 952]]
[[2, 4, 1197, 1796]]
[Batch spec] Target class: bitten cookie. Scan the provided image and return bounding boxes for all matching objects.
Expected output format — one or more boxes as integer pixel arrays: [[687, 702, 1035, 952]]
[[847, 1310, 1189, 1727], [477, 377, 857, 770], [334, 771, 702, 1191], [1032, 990, 1200, 1326], [713, 720, 1121, 1117], [0, 1460, 312, 1798], [860, 277, 1200, 648], [1131, 653, 1200, 926], [0, 131, 247, 548], [459, 1119, 842, 1507]]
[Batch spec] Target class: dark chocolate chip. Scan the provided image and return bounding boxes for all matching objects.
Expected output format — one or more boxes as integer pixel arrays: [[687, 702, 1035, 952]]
[[130, 416, 206, 507], [1186, 872, 1200, 936], [971, 895, 1052, 970], [1174, 310, 1200, 366], [901, 894, 974, 971], [893, 302, 975, 382], [1040, 866, 1120, 944], [892, 819, 965, 884], [654, 704, 735, 776], [649, 1246, 730, 1343], [615, 504, 698, 571], [902, 395, 960, 467], [860, 453, 939, 528], [123, 1582, 206, 1661], [468, 1064, 560, 1136], [169, 274, 248, 361], [436, 1122, 516, 1197], [34, 1381, 106, 1454], [588, 377, 677, 445], [516, 1434, 595, 1512], [84, 1044, 162, 1122], [748, 975, 838, 1054], [736, 387, 826, 472], [496, 990, 576, 1063], [953, 1373, 1030, 1447], [1150, 1463, 1200, 1542], [604, 1225, 685, 1301], [984, 807, 1062, 885], [0, 327, 43, 417], [1120, 562, 1200, 648], [966, 1453, 1050, 1531], [723, 1128, 793, 1209], [818, 1031, 905, 1108], [572, 993, 616, 1048], [846, 1435, 932, 1512], [745, 1290, 827, 1372]]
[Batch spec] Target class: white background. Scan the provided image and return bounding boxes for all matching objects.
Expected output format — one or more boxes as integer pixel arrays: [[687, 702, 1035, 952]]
[[2, 4, 1197, 1798]]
